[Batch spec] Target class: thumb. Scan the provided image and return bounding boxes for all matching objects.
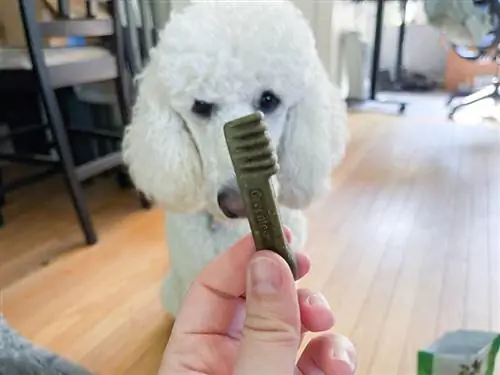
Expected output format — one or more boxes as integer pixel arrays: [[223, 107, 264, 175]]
[[234, 251, 301, 375]]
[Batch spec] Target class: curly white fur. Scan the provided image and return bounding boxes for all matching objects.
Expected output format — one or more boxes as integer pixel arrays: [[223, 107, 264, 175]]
[[122, 0, 348, 316]]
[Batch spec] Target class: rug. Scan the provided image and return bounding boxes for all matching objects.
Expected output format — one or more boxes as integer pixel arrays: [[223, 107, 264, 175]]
[[0, 315, 92, 375]]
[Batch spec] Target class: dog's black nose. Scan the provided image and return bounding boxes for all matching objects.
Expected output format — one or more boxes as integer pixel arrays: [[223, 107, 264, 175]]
[[217, 187, 246, 219]]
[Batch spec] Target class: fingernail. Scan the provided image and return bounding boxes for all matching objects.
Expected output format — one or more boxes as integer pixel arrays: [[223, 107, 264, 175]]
[[306, 293, 329, 308], [296, 249, 309, 261], [250, 256, 282, 295], [333, 348, 356, 373]]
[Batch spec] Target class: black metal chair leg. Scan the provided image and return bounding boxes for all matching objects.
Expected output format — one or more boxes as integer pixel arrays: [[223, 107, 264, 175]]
[[139, 193, 152, 209], [0, 167, 4, 207], [0, 168, 4, 228], [49, 107, 97, 244], [45, 95, 97, 245], [19, 0, 98, 245], [49, 110, 97, 245], [61, 168, 97, 245]]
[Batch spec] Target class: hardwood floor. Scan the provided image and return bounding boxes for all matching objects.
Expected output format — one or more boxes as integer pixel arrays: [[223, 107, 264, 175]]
[[1, 95, 500, 374]]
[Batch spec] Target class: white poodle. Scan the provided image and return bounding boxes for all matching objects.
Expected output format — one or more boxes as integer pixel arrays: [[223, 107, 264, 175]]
[[122, 0, 348, 317]]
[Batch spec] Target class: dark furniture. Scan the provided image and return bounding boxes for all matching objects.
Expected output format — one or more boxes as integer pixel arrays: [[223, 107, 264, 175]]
[[449, 54, 500, 119], [0, 0, 158, 244], [394, 0, 408, 84], [347, 0, 407, 114], [448, 0, 500, 119]]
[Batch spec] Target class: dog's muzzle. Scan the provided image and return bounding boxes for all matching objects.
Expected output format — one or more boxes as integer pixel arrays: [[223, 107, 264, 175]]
[[217, 186, 247, 219]]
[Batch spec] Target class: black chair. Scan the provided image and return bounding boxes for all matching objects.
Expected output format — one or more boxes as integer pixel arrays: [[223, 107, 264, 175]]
[[71, 0, 159, 187], [0, 0, 157, 245]]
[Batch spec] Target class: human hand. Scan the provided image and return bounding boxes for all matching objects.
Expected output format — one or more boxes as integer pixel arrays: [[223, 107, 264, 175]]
[[158, 230, 356, 374]]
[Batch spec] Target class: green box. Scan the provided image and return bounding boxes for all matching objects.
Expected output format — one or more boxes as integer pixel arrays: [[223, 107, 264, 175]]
[[418, 330, 500, 375]]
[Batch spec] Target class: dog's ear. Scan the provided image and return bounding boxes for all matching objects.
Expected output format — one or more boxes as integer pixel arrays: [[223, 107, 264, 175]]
[[277, 59, 348, 209], [122, 63, 204, 211]]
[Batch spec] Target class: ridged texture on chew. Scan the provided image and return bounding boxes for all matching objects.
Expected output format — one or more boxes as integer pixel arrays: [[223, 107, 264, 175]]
[[225, 112, 278, 175], [224, 112, 297, 279]]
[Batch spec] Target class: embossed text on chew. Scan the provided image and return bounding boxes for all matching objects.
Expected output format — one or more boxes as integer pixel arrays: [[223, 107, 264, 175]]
[[250, 189, 270, 239]]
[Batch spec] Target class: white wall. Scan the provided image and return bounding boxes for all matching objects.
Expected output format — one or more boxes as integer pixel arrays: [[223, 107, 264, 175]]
[[153, 0, 448, 85], [169, 0, 191, 12], [381, 23, 446, 82], [327, 0, 447, 84], [294, 0, 335, 78], [151, 0, 339, 79]]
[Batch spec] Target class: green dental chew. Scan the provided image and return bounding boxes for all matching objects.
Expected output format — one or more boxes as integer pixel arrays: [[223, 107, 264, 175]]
[[224, 111, 298, 279]]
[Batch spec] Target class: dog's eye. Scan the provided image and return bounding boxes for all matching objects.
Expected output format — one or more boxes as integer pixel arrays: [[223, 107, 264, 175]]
[[192, 100, 215, 118], [258, 91, 281, 114]]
